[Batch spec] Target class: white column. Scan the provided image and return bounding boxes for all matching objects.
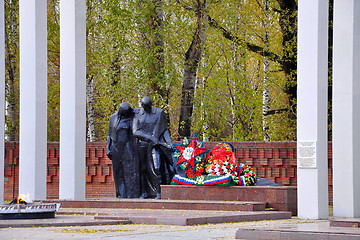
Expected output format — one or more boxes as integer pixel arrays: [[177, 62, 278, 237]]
[[19, 0, 47, 200], [0, 0, 5, 203], [297, 0, 329, 219], [59, 0, 86, 199], [333, 0, 360, 218]]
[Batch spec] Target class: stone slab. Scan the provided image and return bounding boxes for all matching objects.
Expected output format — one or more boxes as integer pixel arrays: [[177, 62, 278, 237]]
[[0, 215, 131, 228], [161, 185, 297, 215], [0, 207, 291, 228], [236, 221, 360, 240]]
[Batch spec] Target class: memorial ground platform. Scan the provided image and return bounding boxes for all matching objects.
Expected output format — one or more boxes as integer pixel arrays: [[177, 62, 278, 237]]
[[0, 210, 360, 240], [0, 197, 359, 239], [37, 198, 291, 226], [0, 185, 358, 239]]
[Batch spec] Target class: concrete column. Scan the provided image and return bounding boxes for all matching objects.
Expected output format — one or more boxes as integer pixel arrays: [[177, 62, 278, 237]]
[[297, 0, 329, 219], [333, 0, 360, 218], [59, 0, 86, 199], [19, 0, 47, 200], [0, 1, 5, 203]]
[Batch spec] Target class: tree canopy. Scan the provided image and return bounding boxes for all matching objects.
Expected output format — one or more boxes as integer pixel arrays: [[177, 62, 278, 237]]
[[4, 0, 301, 142]]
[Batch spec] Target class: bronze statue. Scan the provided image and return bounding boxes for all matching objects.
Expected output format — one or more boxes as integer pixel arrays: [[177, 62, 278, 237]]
[[133, 96, 175, 199], [107, 102, 139, 198]]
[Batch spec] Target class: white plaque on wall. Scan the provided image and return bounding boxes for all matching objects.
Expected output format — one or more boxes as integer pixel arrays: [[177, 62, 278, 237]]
[[297, 141, 317, 169]]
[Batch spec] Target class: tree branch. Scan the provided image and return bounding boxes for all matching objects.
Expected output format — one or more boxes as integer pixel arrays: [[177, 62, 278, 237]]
[[263, 108, 289, 116], [207, 15, 283, 65]]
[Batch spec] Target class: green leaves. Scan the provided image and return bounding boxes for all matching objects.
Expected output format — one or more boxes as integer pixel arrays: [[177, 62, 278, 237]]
[[3, 0, 298, 142]]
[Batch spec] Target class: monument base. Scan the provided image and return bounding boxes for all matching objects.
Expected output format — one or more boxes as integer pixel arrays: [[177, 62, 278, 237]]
[[161, 185, 297, 216]]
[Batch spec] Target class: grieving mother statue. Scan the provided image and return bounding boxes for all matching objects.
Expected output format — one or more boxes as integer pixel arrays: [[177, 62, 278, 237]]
[[107, 102, 139, 198], [133, 96, 175, 199]]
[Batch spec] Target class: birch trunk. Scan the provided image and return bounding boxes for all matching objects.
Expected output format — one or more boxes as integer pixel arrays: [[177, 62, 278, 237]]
[[262, 58, 270, 141], [262, 0, 271, 141], [86, 75, 96, 142]]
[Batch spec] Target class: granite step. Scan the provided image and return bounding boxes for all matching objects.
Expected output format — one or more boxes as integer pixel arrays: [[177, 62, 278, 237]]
[[330, 218, 360, 228], [41, 198, 267, 212], [56, 207, 292, 226]]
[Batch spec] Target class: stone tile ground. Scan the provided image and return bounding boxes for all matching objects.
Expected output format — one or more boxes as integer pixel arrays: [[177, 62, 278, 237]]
[[0, 218, 328, 240]]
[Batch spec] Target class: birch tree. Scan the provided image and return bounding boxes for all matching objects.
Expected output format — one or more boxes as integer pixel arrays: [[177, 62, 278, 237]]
[[259, 0, 271, 141], [4, 0, 19, 141], [203, 0, 297, 140]]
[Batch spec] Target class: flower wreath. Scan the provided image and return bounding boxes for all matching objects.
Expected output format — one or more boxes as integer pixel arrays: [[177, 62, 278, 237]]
[[205, 142, 239, 184], [172, 138, 257, 186], [173, 134, 209, 178], [238, 163, 257, 186]]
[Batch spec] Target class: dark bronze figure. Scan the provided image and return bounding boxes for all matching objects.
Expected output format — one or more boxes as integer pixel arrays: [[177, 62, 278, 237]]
[[133, 96, 175, 199], [107, 102, 139, 198]]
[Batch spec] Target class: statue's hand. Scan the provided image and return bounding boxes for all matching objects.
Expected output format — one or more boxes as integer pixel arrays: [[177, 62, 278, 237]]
[[153, 139, 161, 146]]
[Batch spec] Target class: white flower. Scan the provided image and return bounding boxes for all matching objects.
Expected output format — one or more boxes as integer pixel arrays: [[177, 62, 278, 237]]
[[183, 147, 194, 160]]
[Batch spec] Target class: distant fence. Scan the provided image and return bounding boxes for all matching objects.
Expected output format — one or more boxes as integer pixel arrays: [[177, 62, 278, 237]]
[[3, 141, 334, 204]]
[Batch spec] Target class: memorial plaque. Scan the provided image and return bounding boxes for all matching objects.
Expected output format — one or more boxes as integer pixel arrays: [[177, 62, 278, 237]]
[[297, 141, 317, 169]]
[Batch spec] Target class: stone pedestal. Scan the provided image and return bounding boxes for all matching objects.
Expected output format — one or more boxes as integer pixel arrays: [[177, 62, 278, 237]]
[[161, 185, 297, 215]]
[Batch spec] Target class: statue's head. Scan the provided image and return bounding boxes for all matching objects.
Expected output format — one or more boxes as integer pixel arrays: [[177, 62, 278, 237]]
[[118, 102, 132, 117], [141, 96, 152, 113]]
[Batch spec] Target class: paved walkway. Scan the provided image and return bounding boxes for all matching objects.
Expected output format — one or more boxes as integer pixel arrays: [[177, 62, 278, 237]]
[[0, 217, 328, 240], [0, 209, 360, 240]]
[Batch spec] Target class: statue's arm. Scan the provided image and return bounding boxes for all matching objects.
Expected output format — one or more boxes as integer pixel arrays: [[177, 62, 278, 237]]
[[133, 128, 159, 145], [106, 136, 113, 160], [106, 115, 114, 160], [132, 109, 159, 144]]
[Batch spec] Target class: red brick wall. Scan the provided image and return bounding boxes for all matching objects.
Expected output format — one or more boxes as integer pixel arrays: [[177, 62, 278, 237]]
[[3, 141, 334, 204], [4, 142, 19, 201]]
